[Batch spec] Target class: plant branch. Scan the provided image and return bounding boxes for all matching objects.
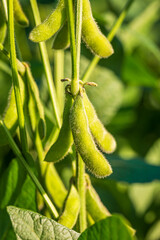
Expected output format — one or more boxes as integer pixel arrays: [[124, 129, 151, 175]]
[[66, 0, 78, 96], [7, 0, 28, 153], [29, 0, 61, 128], [82, 0, 134, 83], [0, 119, 59, 219], [77, 154, 87, 232]]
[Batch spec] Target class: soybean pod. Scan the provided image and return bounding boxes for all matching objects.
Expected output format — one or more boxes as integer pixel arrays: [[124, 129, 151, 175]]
[[13, 0, 29, 27], [25, 64, 46, 139], [44, 163, 67, 209], [82, 0, 113, 58], [58, 183, 80, 228], [83, 89, 116, 153], [70, 93, 112, 178], [85, 175, 135, 236], [0, 2, 7, 44], [45, 91, 73, 163], [52, 22, 70, 50], [29, 0, 66, 42], [85, 174, 111, 222], [0, 75, 25, 146]]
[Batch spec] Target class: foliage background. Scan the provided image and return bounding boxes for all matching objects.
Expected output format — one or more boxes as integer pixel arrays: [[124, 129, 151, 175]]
[[0, 0, 160, 239]]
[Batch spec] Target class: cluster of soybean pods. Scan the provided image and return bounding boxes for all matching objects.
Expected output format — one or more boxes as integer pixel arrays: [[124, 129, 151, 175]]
[[30, 0, 116, 177]]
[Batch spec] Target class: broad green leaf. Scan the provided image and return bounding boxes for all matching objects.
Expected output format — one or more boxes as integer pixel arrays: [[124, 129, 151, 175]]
[[0, 158, 37, 240], [107, 156, 160, 183], [0, 159, 26, 209], [122, 56, 157, 87], [7, 206, 80, 240], [78, 216, 133, 240]]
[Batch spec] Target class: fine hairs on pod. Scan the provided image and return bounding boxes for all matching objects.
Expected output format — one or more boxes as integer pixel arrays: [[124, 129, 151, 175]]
[[70, 92, 113, 178]]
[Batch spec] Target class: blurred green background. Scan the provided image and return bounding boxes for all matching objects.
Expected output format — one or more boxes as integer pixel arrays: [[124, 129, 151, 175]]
[[0, 0, 160, 239]]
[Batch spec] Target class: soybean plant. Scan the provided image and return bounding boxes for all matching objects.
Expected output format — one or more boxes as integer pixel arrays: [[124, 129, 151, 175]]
[[0, 0, 136, 238]]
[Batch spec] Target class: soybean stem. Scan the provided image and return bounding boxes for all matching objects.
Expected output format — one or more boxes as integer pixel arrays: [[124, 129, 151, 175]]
[[82, 0, 134, 83], [54, 50, 64, 114], [66, 0, 78, 96], [75, 0, 82, 87], [0, 119, 59, 219], [29, 0, 61, 128], [77, 154, 87, 232], [7, 0, 28, 153]]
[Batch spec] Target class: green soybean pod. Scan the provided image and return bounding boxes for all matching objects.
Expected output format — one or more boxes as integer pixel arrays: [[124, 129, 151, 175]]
[[44, 163, 67, 209], [0, 75, 25, 146], [45, 92, 73, 163], [29, 0, 66, 42], [83, 90, 116, 153], [25, 64, 46, 139], [13, 0, 29, 27], [52, 22, 70, 50], [0, 2, 7, 44], [85, 175, 135, 236], [70, 93, 112, 178], [58, 183, 80, 228], [82, 0, 114, 58], [85, 174, 111, 222]]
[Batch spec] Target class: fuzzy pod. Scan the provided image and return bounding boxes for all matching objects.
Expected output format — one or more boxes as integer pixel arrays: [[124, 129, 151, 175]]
[[58, 183, 80, 228], [25, 65, 46, 139], [44, 163, 67, 209], [0, 75, 25, 146], [82, 0, 114, 58], [85, 174, 135, 236], [70, 93, 112, 178], [13, 0, 29, 27], [52, 22, 70, 50], [86, 174, 111, 222], [29, 0, 66, 42], [45, 92, 73, 163], [83, 90, 116, 153], [0, 2, 7, 44]]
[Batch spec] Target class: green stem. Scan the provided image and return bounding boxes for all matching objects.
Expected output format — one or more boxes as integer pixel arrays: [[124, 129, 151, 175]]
[[75, 0, 82, 87], [0, 119, 59, 219], [29, 0, 61, 128], [66, 0, 78, 96], [54, 50, 64, 114], [82, 0, 134, 83], [77, 154, 87, 232], [0, 43, 25, 75], [7, 0, 28, 153]]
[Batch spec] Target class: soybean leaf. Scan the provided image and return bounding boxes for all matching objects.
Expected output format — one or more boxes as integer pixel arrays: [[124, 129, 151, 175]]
[[122, 55, 157, 87], [0, 159, 37, 240], [0, 158, 26, 209], [7, 206, 80, 240], [78, 215, 133, 240], [107, 156, 160, 183]]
